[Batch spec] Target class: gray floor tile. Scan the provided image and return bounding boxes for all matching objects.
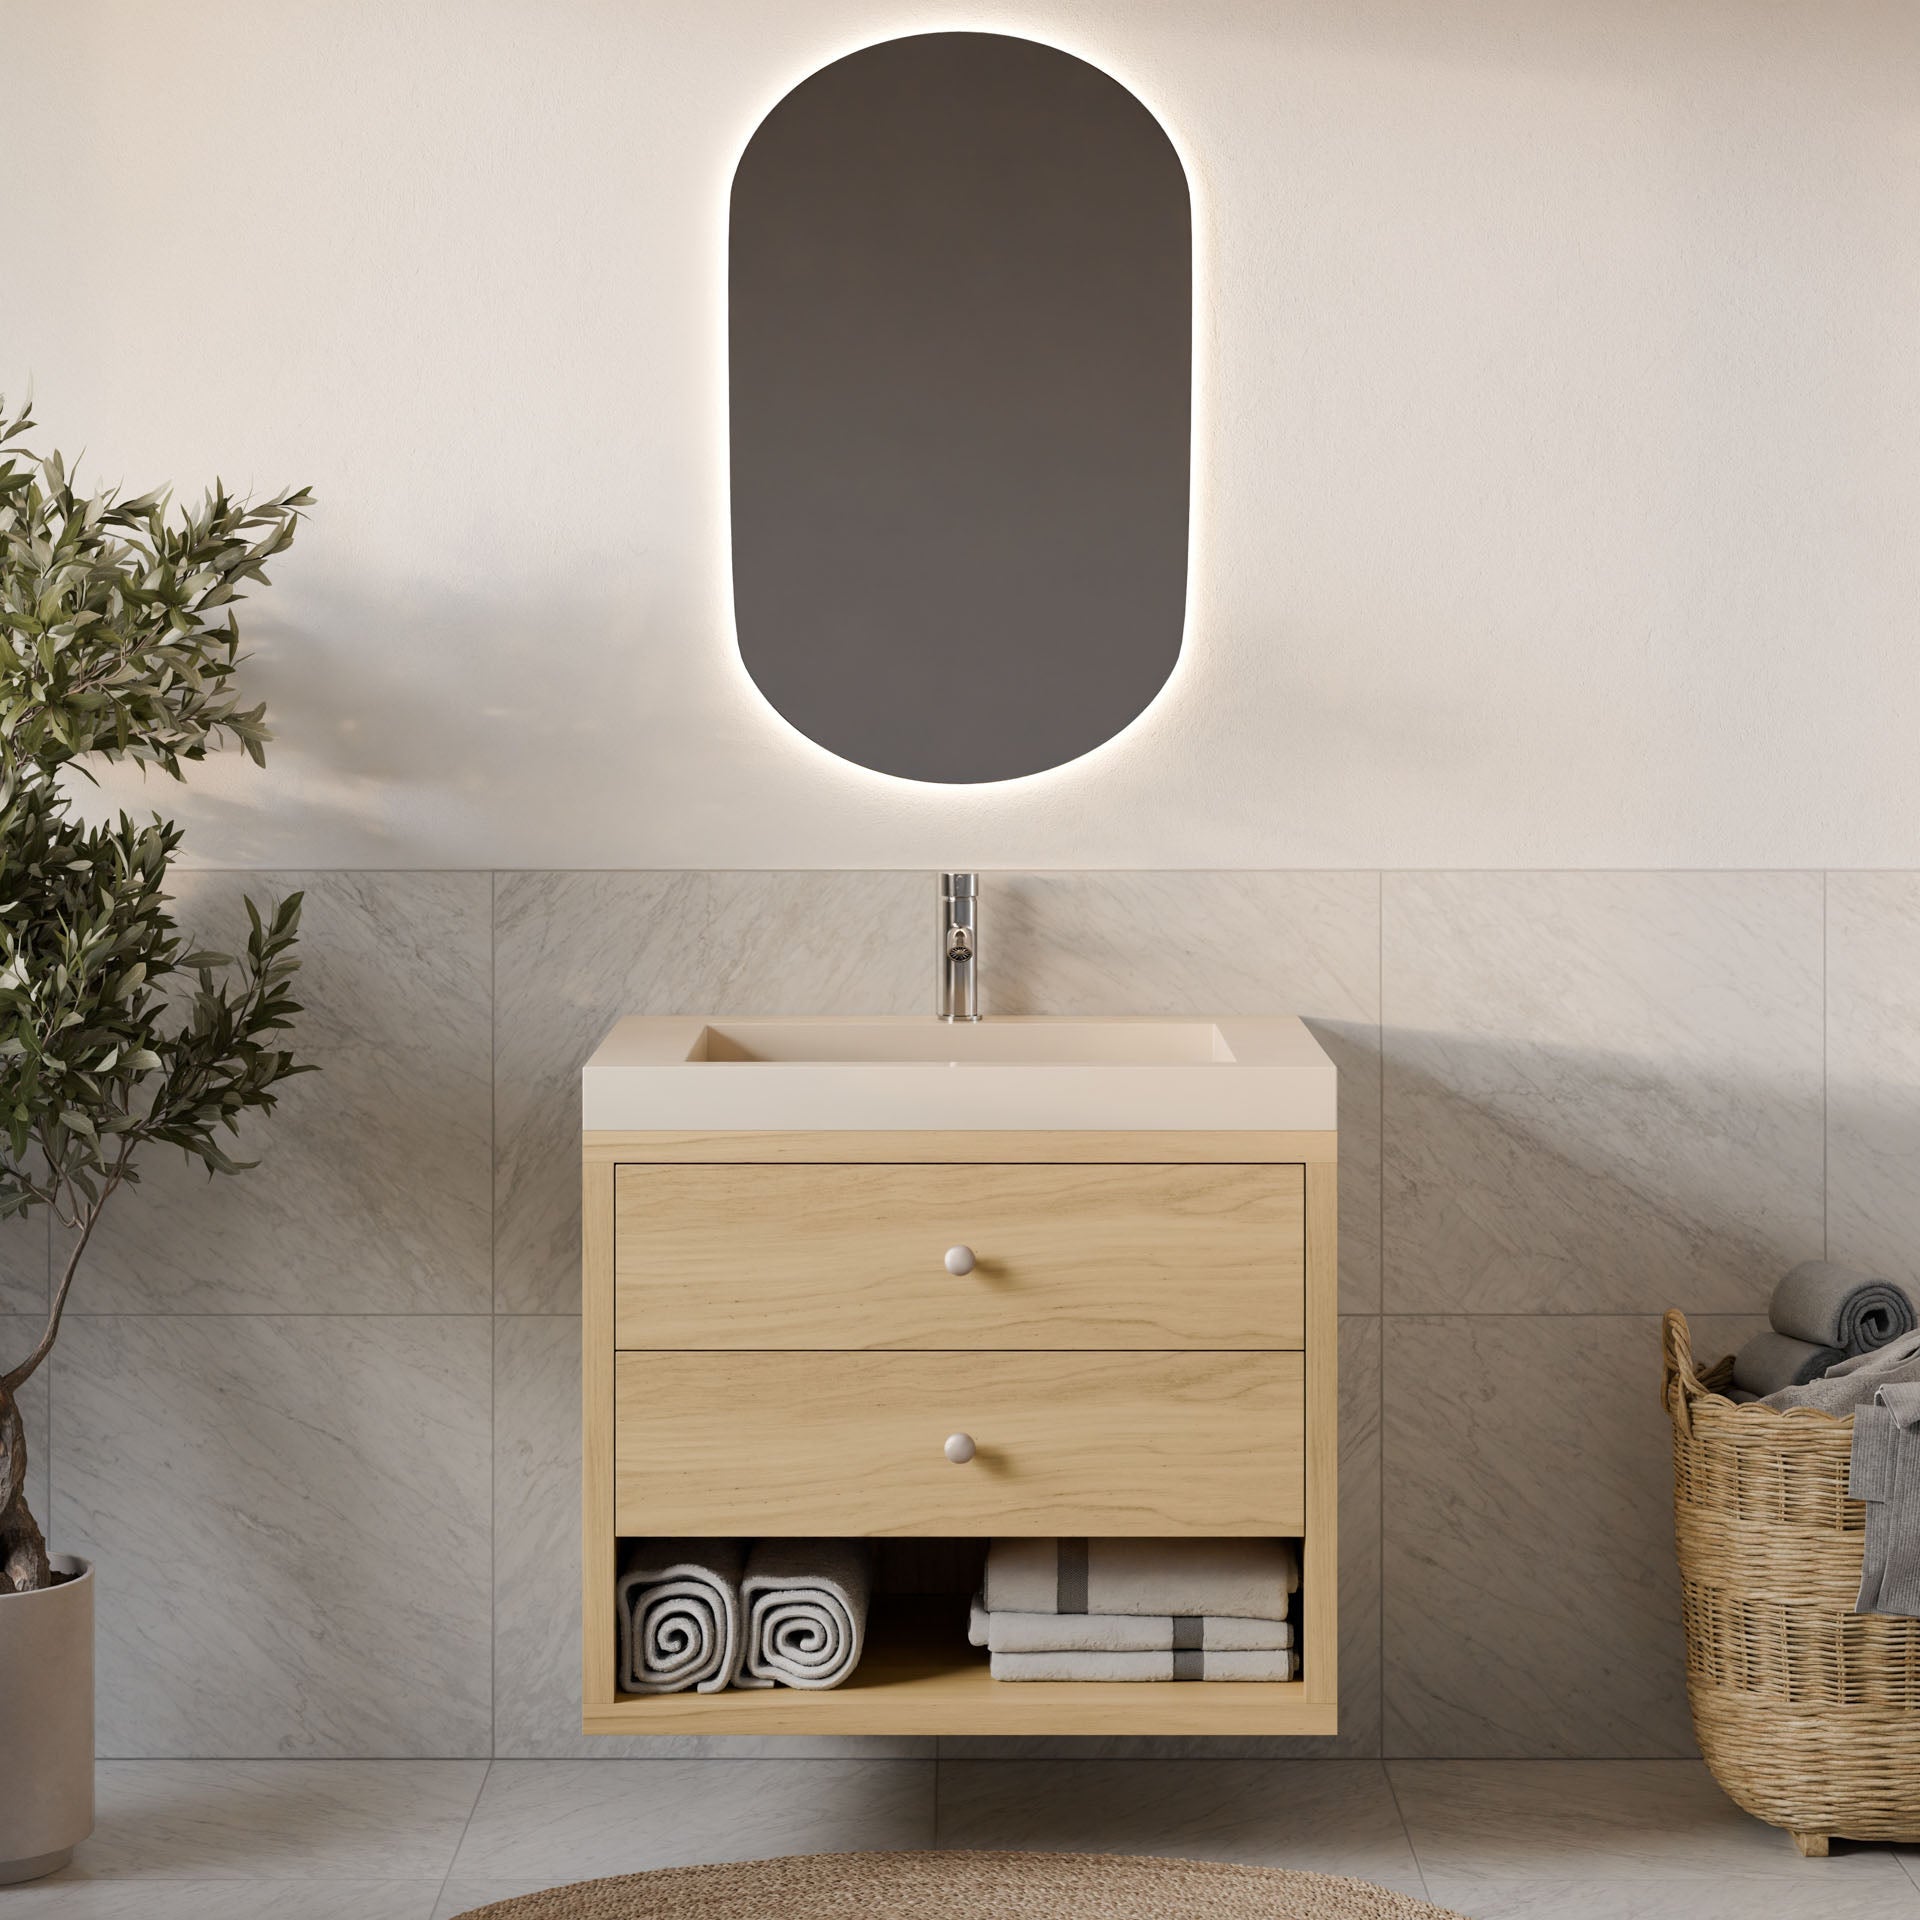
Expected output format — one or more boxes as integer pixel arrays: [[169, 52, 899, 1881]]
[[434, 1884, 550, 1920], [67, 1760, 486, 1878], [1382, 870, 1824, 1313], [79, 872, 492, 1313], [54, 1317, 493, 1757], [1442, 1877, 1920, 1919], [3, 1882, 446, 1918], [1391, 1759, 1919, 1906], [449, 1759, 935, 1880], [934, 1759, 1424, 1893]]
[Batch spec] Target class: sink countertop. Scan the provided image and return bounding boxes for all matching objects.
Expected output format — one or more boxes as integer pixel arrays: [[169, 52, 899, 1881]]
[[581, 1015, 1336, 1133]]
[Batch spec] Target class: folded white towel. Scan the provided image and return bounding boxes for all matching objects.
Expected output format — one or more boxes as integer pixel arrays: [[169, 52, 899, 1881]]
[[736, 1538, 872, 1690], [990, 1647, 1295, 1682], [968, 1592, 1291, 1653], [616, 1539, 745, 1694], [984, 1538, 1298, 1621]]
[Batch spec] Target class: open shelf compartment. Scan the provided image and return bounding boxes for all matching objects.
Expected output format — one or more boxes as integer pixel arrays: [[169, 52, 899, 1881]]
[[587, 1549, 1331, 1739], [587, 1600, 1331, 1737]]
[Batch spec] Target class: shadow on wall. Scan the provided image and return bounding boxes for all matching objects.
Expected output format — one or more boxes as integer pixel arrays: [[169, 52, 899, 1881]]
[[73, 577, 677, 865]]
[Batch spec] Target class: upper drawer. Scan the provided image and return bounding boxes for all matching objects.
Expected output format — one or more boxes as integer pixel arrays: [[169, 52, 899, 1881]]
[[613, 1161, 1305, 1350]]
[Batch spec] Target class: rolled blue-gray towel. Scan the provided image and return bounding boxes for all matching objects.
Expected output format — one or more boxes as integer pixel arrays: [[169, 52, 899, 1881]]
[[1772, 1260, 1917, 1355], [1731, 1328, 1845, 1398]]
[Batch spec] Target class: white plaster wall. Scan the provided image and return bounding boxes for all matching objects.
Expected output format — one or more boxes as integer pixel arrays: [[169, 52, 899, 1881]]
[[8, 0, 1919, 869]]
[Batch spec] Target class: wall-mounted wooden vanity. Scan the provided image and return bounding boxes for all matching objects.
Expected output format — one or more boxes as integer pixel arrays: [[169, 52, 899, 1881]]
[[581, 1015, 1337, 1736]]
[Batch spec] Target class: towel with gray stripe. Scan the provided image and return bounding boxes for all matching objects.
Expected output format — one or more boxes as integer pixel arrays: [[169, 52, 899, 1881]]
[[968, 1594, 1292, 1653], [976, 1539, 1297, 1681], [1730, 1261, 1918, 1400], [985, 1537, 1298, 1618]]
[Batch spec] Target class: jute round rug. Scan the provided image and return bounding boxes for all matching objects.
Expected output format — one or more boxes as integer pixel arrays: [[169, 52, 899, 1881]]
[[448, 1850, 1465, 1919]]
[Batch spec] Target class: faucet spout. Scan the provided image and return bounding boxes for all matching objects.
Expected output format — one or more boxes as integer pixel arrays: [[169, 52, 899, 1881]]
[[937, 872, 982, 1022]]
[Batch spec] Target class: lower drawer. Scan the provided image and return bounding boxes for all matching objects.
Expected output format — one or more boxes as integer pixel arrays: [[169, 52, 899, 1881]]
[[612, 1350, 1304, 1536]]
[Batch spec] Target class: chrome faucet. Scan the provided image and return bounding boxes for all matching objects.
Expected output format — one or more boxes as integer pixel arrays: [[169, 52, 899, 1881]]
[[937, 872, 981, 1021]]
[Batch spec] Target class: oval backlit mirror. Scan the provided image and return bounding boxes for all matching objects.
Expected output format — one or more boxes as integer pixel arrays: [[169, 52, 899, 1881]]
[[729, 31, 1193, 784]]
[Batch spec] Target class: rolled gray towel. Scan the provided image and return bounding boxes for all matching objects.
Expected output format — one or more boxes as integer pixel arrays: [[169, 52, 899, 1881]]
[[736, 1538, 872, 1690], [1772, 1260, 1917, 1354], [1731, 1328, 1845, 1397], [616, 1538, 745, 1694]]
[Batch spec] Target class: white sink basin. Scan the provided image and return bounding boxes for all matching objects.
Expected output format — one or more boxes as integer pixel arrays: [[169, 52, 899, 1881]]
[[696, 1018, 1232, 1065], [583, 1015, 1334, 1133]]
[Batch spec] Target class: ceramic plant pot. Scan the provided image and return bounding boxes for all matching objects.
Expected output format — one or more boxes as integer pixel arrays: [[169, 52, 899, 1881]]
[[0, 1555, 94, 1882]]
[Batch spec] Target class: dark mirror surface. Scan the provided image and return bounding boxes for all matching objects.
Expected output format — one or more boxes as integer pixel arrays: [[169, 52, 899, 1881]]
[[730, 31, 1192, 784]]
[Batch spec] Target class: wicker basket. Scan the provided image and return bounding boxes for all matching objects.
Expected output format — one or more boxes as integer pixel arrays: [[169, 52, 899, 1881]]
[[1663, 1309, 1920, 1856]]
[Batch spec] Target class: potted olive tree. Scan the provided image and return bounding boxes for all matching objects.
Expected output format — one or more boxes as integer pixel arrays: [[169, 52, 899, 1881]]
[[0, 401, 312, 1882]]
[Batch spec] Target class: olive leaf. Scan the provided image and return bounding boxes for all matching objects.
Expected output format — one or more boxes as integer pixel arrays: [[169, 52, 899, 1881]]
[[0, 396, 314, 1592]]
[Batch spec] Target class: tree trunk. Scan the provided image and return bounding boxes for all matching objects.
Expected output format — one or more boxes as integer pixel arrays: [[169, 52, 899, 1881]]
[[0, 1379, 49, 1593]]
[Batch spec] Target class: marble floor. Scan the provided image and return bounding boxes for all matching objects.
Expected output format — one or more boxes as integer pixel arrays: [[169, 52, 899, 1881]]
[[6, 1758, 1919, 1918]]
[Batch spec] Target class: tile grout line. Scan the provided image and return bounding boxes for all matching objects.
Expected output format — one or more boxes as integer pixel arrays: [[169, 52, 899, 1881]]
[[1376, 869, 1386, 1760], [42, 1209, 52, 1554], [167, 865, 1897, 877], [490, 869, 499, 1763], [434, 1756, 493, 1912], [1822, 869, 1829, 1262], [1379, 1760, 1433, 1901], [1898, 1852, 1920, 1905]]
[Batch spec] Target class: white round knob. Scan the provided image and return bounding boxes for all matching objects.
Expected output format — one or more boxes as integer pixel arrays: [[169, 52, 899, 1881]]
[[944, 1245, 976, 1276], [944, 1432, 976, 1464]]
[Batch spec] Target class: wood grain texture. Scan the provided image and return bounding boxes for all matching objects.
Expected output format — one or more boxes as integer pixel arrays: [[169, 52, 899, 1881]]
[[614, 1350, 1304, 1537], [584, 1129, 1337, 1165], [614, 1162, 1305, 1351], [582, 1127, 1338, 1733], [1302, 1157, 1339, 1710], [583, 1603, 1335, 1736], [581, 1159, 616, 1712]]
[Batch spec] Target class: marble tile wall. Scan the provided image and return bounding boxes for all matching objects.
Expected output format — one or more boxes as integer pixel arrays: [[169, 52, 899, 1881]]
[[12, 866, 1910, 1759]]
